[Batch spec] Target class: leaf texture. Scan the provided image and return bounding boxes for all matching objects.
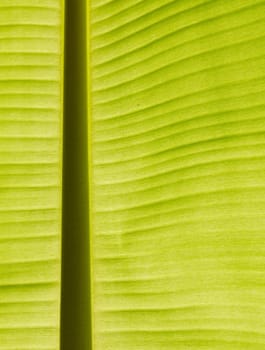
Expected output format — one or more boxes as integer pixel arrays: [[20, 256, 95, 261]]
[[0, 1, 64, 349], [89, 0, 265, 349]]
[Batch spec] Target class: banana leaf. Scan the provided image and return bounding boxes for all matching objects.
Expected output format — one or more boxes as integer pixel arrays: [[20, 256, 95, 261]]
[[89, 1, 265, 349], [0, 1, 64, 349]]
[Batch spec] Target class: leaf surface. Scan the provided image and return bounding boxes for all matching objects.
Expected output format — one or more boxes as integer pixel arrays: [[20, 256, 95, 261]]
[[0, 1, 64, 349], [89, 1, 265, 349]]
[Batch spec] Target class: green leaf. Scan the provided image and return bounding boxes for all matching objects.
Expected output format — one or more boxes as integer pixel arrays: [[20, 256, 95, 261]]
[[89, 1, 265, 349], [0, 1, 64, 349]]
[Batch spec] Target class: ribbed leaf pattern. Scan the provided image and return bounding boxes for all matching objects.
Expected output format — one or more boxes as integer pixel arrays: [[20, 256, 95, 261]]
[[90, 1, 265, 349], [0, 1, 63, 349]]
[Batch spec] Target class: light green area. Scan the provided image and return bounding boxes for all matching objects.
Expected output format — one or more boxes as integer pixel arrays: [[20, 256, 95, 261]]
[[0, 1, 64, 349], [89, 0, 265, 349]]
